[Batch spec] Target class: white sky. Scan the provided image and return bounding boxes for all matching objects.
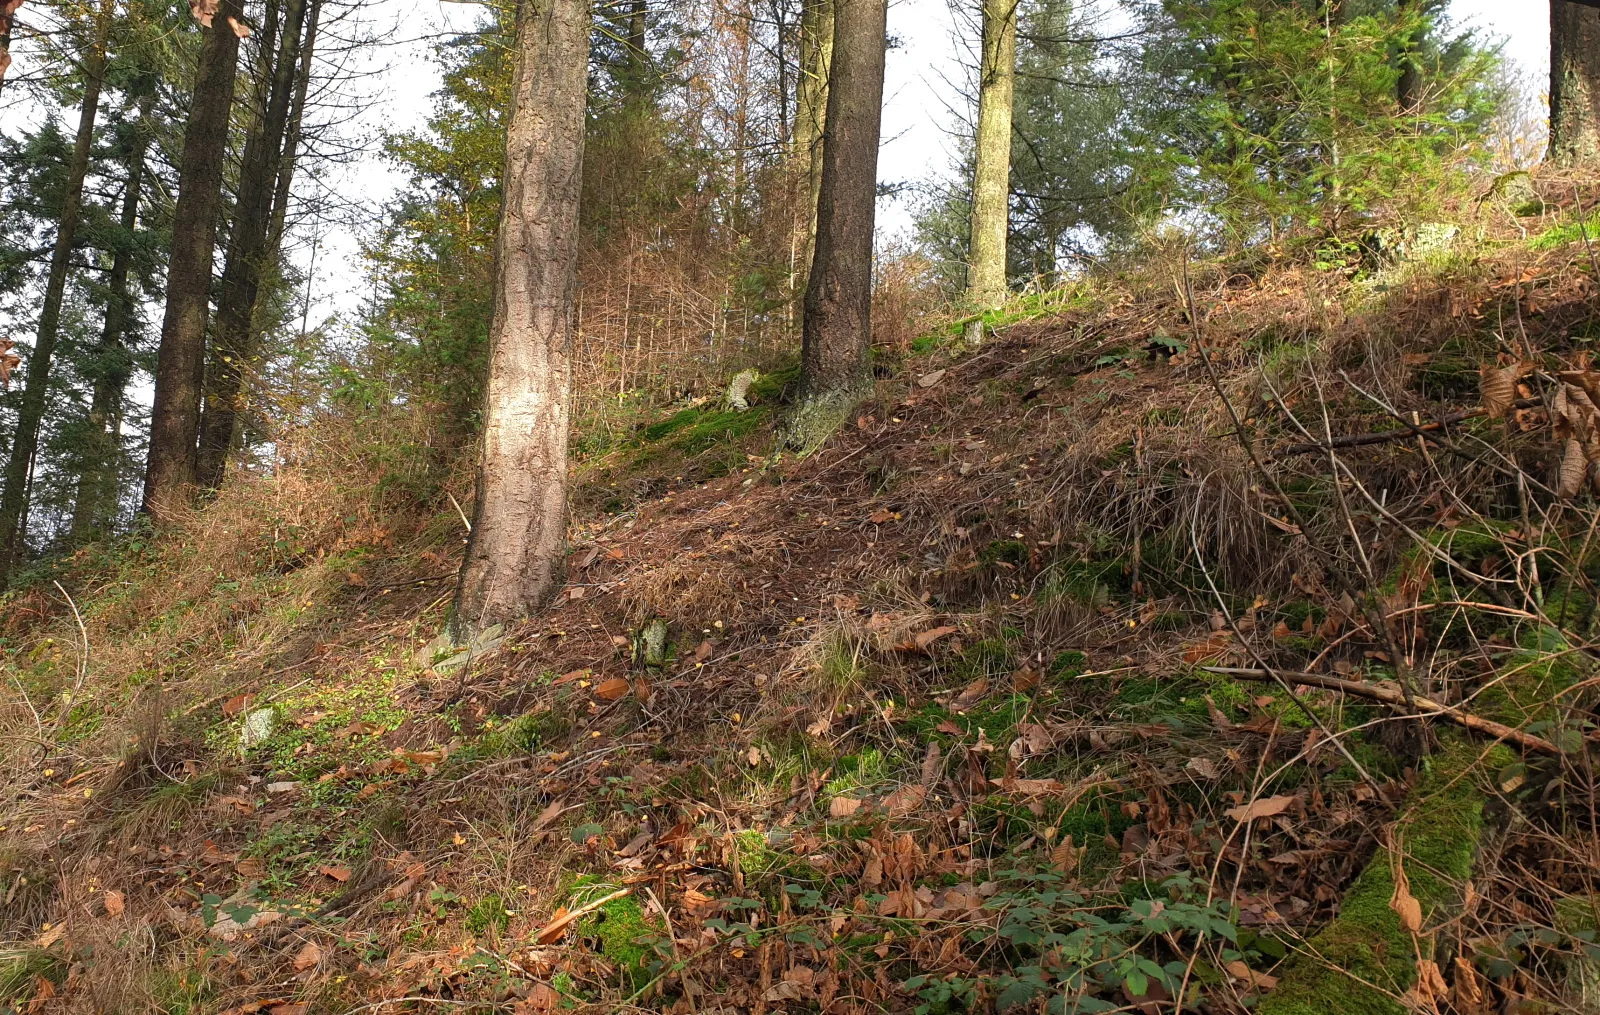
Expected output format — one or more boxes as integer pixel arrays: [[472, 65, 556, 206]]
[[306, 0, 1549, 324]]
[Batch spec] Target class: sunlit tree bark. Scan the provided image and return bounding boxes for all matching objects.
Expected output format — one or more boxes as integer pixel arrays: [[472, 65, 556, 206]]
[[451, 0, 590, 633]]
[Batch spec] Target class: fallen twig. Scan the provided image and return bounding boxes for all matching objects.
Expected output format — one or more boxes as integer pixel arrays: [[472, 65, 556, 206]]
[[1271, 398, 1541, 459], [1203, 666, 1564, 755], [533, 886, 633, 944]]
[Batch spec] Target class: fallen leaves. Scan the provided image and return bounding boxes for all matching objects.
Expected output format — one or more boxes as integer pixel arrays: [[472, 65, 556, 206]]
[[898, 625, 957, 653], [319, 865, 352, 882], [103, 889, 124, 917], [917, 369, 947, 388], [593, 677, 631, 701], [1390, 860, 1423, 935], [1224, 795, 1295, 823], [883, 784, 925, 817], [1225, 960, 1279, 991], [829, 796, 863, 818], [292, 941, 322, 971]]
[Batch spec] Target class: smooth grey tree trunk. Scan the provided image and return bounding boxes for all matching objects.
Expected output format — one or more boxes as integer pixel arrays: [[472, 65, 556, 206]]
[[451, 0, 590, 634]]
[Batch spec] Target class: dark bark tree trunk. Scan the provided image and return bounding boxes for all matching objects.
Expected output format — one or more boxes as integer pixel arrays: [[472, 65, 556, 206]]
[[196, 0, 308, 491], [1394, 0, 1423, 112], [450, 0, 589, 635], [141, 0, 245, 520], [1551, 0, 1600, 166], [784, 0, 885, 448], [267, 0, 319, 258], [0, 0, 113, 584], [68, 101, 152, 545]]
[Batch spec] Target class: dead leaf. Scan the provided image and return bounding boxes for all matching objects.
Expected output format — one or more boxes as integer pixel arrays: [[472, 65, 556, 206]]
[[1224, 795, 1295, 823], [594, 677, 631, 701], [235, 857, 266, 878], [1390, 862, 1423, 934], [694, 640, 713, 662], [829, 796, 862, 818], [292, 942, 322, 971], [917, 369, 946, 388], [35, 923, 64, 948], [525, 982, 560, 1011], [884, 784, 926, 817], [867, 508, 895, 524], [0, 339, 19, 390], [1480, 364, 1518, 418], [319, 865, 352, 882], [535, 906, 571, 945], [1561, 439, 1588, 499], [188, 0, 217, 26], [1185, 757, 1220, 780], [745, 746, 762, 767], [1225, 960, 1278, 990], [226, 14, 250, 36], [951, 677, 990, 711], [268, 1006, 307, 1015], [912, 625, 958, 651], [1011, 667, 1040, 692], [553, 669, 590, 685], [222, 694, 252, 717], [103, 889, 125, 917]]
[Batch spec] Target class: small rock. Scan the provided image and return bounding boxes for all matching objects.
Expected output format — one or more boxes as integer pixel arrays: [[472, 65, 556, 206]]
[[240, 708, 276, 750]]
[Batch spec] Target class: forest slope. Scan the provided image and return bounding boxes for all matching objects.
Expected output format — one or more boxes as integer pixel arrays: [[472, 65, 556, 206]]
[[4, 180, 1600, 1014]]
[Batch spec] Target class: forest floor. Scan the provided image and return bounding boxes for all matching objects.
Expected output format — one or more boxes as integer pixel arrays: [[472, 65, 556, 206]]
[[5, 175, 1600, 1015]]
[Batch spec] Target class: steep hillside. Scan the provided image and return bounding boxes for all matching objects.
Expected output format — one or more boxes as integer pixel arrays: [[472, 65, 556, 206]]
[[5, 181, 1600, 1015]]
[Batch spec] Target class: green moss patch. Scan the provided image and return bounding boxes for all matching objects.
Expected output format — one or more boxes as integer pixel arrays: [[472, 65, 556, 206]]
[[1260, 734, 1509, 1015]]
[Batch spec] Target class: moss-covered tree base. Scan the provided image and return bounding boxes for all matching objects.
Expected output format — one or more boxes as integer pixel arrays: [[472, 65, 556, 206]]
[[1259, 734, 1512, 1015], [779, 384, 869, 455]]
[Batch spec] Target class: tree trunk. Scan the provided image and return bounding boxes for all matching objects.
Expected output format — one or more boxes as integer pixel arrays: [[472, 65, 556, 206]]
[[1394, 0, 1423, 112], [68, 103, 151, 545], [450, 0, 589, 635], [141, 0, 245, 520], [269, 0, 320, 260], [966, 0, 1017, 310], [196, 0, 307, 491], [795, 0, 833, 272], [0, 0, 113, 584], [1551, 0, 1600, 166], [785, 0, 885, 447]]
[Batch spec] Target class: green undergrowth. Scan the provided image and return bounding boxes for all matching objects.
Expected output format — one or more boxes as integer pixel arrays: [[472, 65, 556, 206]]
[[566, 875, 662, 991]]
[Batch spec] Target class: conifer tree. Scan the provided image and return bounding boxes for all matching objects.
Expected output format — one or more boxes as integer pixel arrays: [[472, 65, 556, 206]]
[[451, 0, 590, 632]]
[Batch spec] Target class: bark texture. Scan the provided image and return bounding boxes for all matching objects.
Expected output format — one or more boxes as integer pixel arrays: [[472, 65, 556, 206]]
[[795, 0, 833, 296], [69, 103, 151, 545], [141, 0, 244, 520], [451, 0, 590, 634], [966, 0, 1016, 309], [788, 0, 885, 445], [1551, 0, 1600, 166], [196, 0, 311, 491], [0, 0, 113, 583]]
